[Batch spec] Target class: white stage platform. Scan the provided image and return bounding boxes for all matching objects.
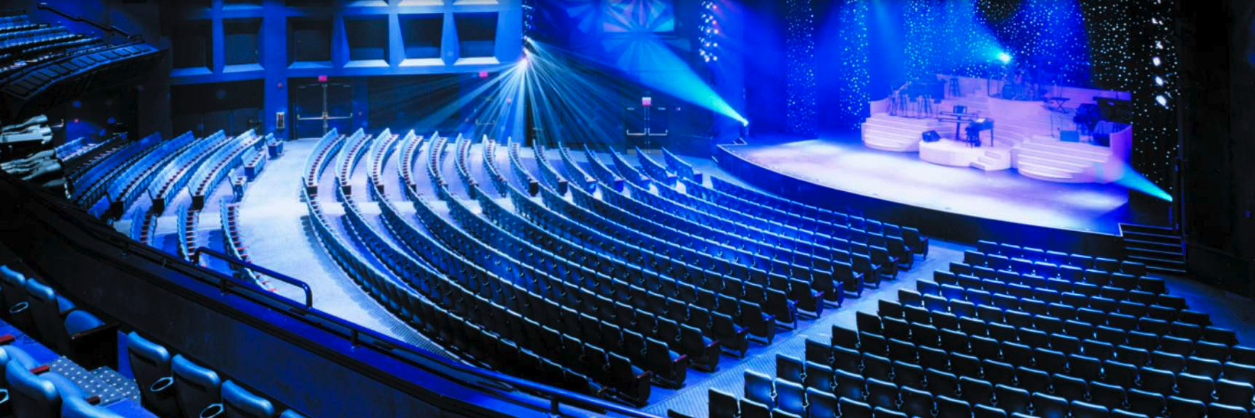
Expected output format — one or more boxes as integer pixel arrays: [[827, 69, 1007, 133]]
[[861, 75, 1132, 183]]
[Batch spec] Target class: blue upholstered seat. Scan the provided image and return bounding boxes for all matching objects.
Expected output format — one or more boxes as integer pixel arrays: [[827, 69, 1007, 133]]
[[127, 332, 179, 417], [222, 380, 275, 418], [172, 354, 222, 418]]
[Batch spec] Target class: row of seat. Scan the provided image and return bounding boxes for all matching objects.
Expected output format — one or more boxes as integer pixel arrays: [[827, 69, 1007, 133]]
[[97, 132, 199, 219], [366, 130, 403, 199], [661, 146, 703, 183], [70, 132, 163, 208], [300, 128, 344, 197], [147, 131, 230, 212], [635, 147, 677, 187], [335, 128, 377, 198], [973, 241, 1143, 276], [126, 332, 305, 418], [0, 265, 114, 372], [188, 130, 263, 210]]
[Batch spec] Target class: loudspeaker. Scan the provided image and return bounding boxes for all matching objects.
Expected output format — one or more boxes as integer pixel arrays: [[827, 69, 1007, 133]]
[[922, 130, 941, 143]]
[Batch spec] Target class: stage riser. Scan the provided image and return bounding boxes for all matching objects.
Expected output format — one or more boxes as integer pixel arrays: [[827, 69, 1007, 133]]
[[716, 145, 1126, 256]]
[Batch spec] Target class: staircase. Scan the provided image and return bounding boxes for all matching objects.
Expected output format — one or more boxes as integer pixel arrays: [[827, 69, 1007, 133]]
[[1014, 136, 1113, 183], [861, 114, 946, 152], [971, 149, 1012, 171], [1119, 223, 1186, 276]]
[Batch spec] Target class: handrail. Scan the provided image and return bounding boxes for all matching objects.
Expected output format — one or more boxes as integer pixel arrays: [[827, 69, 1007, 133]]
[[2, 173, 663, 418], [37, 3, 136, 39], [193, 247, 313, 310]]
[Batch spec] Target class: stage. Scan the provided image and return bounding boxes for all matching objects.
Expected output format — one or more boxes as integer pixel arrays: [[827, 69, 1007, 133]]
[[716, 137, 1167, 253]]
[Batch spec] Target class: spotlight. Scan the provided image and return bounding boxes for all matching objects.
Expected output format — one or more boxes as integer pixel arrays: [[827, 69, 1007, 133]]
[[1154, 76, 1164, 86], [997, 52, 1012, 64], [1152, 56, 1161, 66], [1155, 95, 1168, 107]]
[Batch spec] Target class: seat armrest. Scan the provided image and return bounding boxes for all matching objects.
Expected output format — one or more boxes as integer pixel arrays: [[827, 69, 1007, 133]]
[[0, 334, 13, 345]]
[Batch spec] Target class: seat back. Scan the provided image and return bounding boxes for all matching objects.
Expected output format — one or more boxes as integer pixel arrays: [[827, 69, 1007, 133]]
[[23, 280, 65, 346], [222, 380, 275, 418], [126, 332, 180, 417], [172, 355, 222, 418], [0, 266, 27, 310], [708, 388, 739, 418], [7, 364, 58, 418]]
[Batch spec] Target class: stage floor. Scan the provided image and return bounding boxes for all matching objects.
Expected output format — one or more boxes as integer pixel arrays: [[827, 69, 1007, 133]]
[[730, 138, 1156, 235]]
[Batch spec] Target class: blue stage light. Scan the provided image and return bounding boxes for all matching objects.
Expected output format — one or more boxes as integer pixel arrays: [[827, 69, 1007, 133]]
[[997, 52, 1012, 64], [1115, 161, 1174, 202]]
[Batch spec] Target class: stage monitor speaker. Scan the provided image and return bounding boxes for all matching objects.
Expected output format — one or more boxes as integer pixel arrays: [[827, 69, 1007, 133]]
[[1060, 130, 1080, 143], [922, 130, 941, 143]]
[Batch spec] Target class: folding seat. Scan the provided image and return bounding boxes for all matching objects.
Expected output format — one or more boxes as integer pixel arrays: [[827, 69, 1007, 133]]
[[926, 295, 950, 313], [1187, 357, 1224, 380], [1137, 277, 1165, 295], [936, 270, 960, 287], [1017, 366, 1052, 395], [1215, 378, 1253, 409], [960, 376, 994, 406], [791, 279, 827, 316], [1167, 396, 1207, 418], [1103, 359, 1139, 388], [1054, 374, 1090, 401], [1150, 352, 1186, 374], [899, 289, 924, 308], [1135, 317, 1169, 337], [1007, 284, 1033, 301], [969, 335, 1000, 360], [967, 279, 994, 296], [1202, 327, 1239, 347], [1176, 373, 1215, 403], [689, 306, 712, 331], [982, 359, 1016, 388], [1116, 301, 1149, 319], [1156, 295, 1187, 311], [1089, 381, 1128, 411], [842, 397, 875, 418], [778, 354, 807, 384], [920, 346, 950, 372], [1049, 331, 1079, 353], [911, 323, 941, 348], [988, 384, 1029, 414], [777, 379, 808, 417], [865, 353, 895, 382], [1084, 340, 1115, 360], [1073, 401, 1110, 418], [1009, 259, 1033, 275], [941, 329, 970, 354], [960, 317, 988, 338], [808, 338, 836, 367], [1058, 264, 1084, 282], [1127, 331, 1160, 351], [975, 305, 1001, 324], [901, 386, 936, 418], [990, 323, 1019, 343], [1207, 404, 1252, 418], [1017, 329, 1050, 350], [989, 255, 1013, 272], [950, 353, 983, 379], [936, 395, 972, 418], [666, 299, 688, 324], [1161, 336, 1196, 358], [740, 301, 776, 344], [974, 267, 998, 280], [173, 354, 223, 418], [998, 270, 1022, 286], [837, 369, 868, 401], [1128, 290, 1158, 306], [994, 294, 1021, 312], [716, 294, 740, 317], [951, 300, 978, 319], [867, 378, 900, 411], [810, 388, 839, 418], [1032, 392, 1070, 418], [920, 280, 943, 296], [883, 317, 912, 342], [1140, 367, 1177, 396], [713, 312, 749, 357], [746, 370, 777, 408], [1179, 310, 1212, 327], [1234, 346, 1255, 366], [710, 388, 740, 418], [1002, 342, 1035, 366], [928, 368, 960, 398], [906, 306, 933, 326], [742, 398, 772, 418], [952, 262, 975, 277], [1074, 283, 1101, 299], [834, 326, 861, 351], [891, 339, 920, 364], [1127, 389, 1167, 418], [1075, 307, 1104, 327], [1034, 348, 1068, 374], [222, 379, 275, 418], [1085, 270, 1112, 287], [1021, 300, 1049, 317], [862, 332, 890, 357], [934, 312, 961, 331], [1034, 263, 1059, 280], [126, 333, 180, 417], [977, 241, 999, 255], [859, 311, 884, 335], [1116, 346, 1150, 367], [895, 360, 926, 390], [680, 324, 720, 371], [941, 284, 966, 301]]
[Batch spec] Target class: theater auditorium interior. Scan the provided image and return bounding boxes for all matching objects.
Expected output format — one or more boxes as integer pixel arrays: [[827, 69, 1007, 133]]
[[0, 0, 1252, 417]]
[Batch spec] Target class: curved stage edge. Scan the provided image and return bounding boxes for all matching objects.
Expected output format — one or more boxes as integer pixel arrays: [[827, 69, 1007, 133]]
[[714, 144, 1126, 257]]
